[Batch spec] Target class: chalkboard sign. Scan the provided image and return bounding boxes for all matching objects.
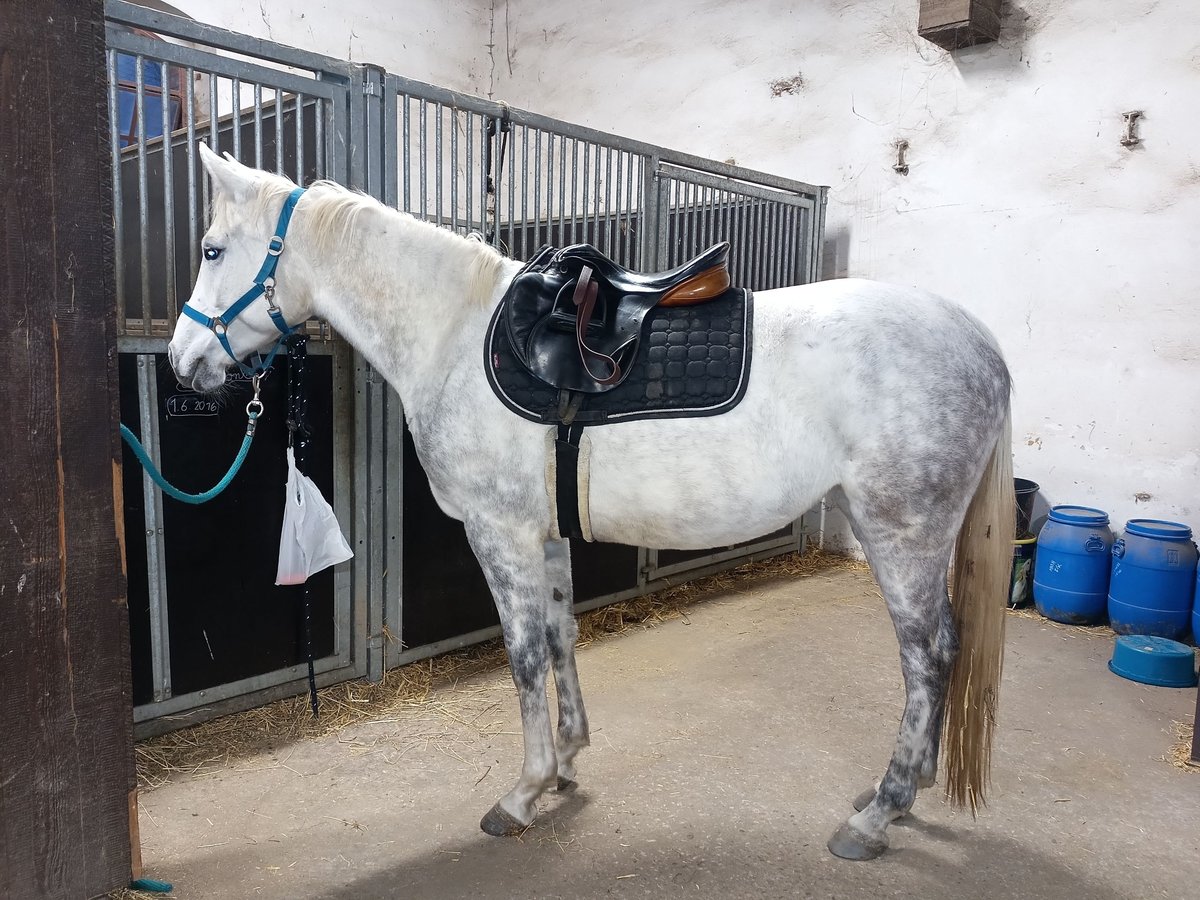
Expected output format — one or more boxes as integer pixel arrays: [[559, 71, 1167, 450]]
[[121, 353, 337, 705]]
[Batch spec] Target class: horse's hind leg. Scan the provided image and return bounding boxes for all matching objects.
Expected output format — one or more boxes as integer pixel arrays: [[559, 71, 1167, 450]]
[[852, 597, 955, 812], [826, 491, 960, 860], [543, 539, 590, 790], [465, 518, 557, 836]]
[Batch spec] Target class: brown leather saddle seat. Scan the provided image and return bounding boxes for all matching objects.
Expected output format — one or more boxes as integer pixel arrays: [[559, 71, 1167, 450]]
[[502, 242, 731, 394]]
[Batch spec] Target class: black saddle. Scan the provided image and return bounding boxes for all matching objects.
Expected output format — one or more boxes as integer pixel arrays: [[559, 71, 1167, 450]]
[[502, 242, 732, 394]]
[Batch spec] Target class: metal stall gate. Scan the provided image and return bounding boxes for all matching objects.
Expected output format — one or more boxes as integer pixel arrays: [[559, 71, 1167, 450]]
[[107, 2, 364, 732], [106, 0, 827, 728], [369, 75, 827, 669]]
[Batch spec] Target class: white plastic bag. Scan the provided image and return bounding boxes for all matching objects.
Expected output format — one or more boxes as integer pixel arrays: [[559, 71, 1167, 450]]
[[276, 447, 353, 585]]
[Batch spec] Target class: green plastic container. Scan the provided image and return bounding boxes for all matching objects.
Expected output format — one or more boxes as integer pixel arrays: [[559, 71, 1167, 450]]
[[1010, 535, 1037, 608]]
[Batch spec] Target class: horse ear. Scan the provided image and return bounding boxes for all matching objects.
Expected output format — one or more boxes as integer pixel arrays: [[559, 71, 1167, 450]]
[[198, 142, 257, 201]]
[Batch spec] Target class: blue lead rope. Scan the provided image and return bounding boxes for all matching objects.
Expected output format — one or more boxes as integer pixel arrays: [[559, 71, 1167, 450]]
[[120, 412, 258, 504], [122, 379, 264, 504]]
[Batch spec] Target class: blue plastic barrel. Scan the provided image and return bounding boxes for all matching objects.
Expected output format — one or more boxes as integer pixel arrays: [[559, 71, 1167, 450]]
[[1108, 519, 1198, 640], [1192, 565, 1200, 644], [1033, 506, 1114, 624]]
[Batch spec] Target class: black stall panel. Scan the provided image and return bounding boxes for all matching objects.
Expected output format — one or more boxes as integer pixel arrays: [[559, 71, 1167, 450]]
[[121, 353, 337, 702], [573, 542, 640, 602]]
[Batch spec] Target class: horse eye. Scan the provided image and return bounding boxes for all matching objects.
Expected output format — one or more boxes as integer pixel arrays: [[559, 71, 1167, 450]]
[[203, 246, 223, 261]]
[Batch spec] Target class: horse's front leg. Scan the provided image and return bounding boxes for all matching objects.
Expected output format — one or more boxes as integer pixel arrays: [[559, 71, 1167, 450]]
[[466, 517, 557, 836], [543, 538, 590, 790]]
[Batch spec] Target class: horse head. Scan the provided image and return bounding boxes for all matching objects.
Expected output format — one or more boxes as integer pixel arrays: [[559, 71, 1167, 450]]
[[169, 144, 312, 393]]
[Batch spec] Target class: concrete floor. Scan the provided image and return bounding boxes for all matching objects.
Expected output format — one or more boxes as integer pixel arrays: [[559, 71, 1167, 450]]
[[134, 568, 1200, 899]]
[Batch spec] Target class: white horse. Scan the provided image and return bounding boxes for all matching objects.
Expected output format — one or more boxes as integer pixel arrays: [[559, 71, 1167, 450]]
[[169, 144, 1014, 860]]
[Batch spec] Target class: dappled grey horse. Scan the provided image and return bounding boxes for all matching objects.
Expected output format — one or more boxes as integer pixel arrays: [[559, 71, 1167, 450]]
[[168, 145, 1014, 860]]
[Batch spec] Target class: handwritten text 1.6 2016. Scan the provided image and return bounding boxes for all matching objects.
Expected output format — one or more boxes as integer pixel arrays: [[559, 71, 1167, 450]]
[[166, 394, 220, 418]]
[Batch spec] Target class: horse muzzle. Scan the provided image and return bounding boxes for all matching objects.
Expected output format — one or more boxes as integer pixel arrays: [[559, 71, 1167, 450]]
[[168, 339, 229, 394]]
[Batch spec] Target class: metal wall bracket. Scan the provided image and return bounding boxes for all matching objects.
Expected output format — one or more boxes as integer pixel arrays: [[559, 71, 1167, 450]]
[[1120, 110, 1143, 147]]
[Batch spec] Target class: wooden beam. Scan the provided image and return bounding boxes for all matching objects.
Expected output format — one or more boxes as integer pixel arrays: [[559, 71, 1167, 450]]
[[0, 2, 134, 897]]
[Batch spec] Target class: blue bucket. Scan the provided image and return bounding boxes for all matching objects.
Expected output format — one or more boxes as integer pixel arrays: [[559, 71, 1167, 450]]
[[1108, 519, 1198, 640], [1033, 506, 1113, 624], [1108, 635, 1198, 688]]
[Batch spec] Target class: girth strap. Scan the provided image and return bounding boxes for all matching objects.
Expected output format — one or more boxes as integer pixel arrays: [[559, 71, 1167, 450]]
[[554, 422, 586, 541]]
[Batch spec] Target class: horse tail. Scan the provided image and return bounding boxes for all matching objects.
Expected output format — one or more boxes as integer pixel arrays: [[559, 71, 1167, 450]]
[[942, 403, 1014, 814]]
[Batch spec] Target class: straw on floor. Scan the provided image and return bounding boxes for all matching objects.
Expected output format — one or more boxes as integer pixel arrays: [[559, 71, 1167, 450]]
[[135, 550, 868, 790]]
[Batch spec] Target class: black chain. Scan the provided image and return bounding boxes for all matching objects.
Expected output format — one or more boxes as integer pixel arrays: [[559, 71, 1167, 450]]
[[286, 333, 319, 719], [485, 113, 511, 245]]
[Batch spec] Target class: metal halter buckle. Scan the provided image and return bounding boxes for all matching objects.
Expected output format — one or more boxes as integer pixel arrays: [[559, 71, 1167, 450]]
[[245, 374, 264, 417], [267, 235, 285, 256]]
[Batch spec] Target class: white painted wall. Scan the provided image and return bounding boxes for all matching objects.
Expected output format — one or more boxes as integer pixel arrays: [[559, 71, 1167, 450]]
[[161, 0, 490, 94], [489, 0, 1200, 540]]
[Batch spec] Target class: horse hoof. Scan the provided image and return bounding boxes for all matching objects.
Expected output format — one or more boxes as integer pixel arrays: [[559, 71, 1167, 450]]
[[480, 803, 526, 837], [852, 787, 876, 812], [827, 823, 888, 861], [556, 776, 577, 792]]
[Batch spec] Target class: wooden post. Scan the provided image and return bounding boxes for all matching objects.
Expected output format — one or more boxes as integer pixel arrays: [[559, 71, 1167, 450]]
[[0, 2, 135, 898]]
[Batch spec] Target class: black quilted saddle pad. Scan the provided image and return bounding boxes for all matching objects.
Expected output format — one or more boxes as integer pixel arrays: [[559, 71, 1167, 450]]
[[485, 287, 753, 426]]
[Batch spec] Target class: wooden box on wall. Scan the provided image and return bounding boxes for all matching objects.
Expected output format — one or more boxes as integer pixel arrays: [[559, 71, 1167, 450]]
[[918, 0, 1002, 50]]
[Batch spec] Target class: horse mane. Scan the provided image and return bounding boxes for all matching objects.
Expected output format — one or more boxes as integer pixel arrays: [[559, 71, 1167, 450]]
[[218, 174, 506, 308]]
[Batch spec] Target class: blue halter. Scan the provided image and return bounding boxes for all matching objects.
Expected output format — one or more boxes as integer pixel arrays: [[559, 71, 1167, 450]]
[[181, 187, 306, 377]]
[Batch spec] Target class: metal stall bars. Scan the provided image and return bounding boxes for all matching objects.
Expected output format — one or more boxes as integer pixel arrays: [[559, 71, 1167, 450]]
[[375, 74, 828, 671], [643, 161, 826, 582], [106, 0, 367, 732], [104, 0, 828, 725]]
